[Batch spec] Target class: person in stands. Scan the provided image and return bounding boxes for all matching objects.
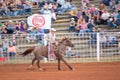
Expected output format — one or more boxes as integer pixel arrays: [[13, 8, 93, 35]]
[[8, 43, 16, 58]]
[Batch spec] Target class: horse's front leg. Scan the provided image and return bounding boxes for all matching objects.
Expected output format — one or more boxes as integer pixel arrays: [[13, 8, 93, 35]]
[[61, 57, 75, 71], [58, 58, 61, 70]]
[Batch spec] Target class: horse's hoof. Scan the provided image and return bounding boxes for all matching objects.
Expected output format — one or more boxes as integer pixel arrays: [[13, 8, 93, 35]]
[[71, 68, 75, 71], [39, 68, 44, 71], [27, 65, 35, 70]]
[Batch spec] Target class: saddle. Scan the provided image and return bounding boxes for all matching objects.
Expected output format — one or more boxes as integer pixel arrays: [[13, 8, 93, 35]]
[[52, 43, 58, 52]]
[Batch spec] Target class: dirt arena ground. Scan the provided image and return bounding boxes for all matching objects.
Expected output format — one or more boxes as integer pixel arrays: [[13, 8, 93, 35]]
[[0, 62, 120, 80]]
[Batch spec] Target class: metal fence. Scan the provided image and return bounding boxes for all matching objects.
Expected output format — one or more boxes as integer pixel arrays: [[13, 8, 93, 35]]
[[0, 32, 120, 64]]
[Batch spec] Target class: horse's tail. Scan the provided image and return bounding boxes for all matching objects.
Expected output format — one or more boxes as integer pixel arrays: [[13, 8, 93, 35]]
[[21, 47, 35, 56]]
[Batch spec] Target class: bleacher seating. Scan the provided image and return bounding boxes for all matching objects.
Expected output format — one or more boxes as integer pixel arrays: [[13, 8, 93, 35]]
[[1, 0, 120, 58], [1, 0, 119, 33]]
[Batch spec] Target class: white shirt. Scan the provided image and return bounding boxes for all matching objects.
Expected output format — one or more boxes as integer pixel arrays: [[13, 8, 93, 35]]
[[57, 0, 65, 5], [32, 0, 39, 2], [51, 12, 56, 20], [101, 12, 110, 20], [61, 2, 71, 9], [46, 32, 56, 44], [43, 9, 51, 14], [43, 34, 48, 46], [99, 35, 107, 43]]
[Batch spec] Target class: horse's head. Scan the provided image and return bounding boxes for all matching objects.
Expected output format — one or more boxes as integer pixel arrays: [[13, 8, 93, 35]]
[[60, 37, 74, 47]]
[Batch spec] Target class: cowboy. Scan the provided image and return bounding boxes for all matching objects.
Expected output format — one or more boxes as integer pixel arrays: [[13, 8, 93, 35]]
[[47, 28, 57, 61]]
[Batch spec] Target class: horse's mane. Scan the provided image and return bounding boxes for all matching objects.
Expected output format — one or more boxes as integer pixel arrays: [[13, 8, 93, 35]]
[[53, 37, 69, 51], [58, 37, 69, 43]]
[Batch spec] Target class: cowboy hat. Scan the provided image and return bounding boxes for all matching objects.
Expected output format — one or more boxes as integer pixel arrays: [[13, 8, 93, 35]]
[[50, 28, 56, 31]]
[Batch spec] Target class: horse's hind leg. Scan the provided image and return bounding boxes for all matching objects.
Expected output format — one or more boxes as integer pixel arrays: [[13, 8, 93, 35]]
[[36, 59, 44, 71], [61, 58, 75, 71], [28, 57, 36, 69]]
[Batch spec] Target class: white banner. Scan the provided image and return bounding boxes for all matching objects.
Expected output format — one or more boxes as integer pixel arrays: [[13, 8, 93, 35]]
[[27, 14, 51, 29]]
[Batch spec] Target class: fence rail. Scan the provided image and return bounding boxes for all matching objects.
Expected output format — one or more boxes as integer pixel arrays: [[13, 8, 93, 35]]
[[0, 32, 120, 64]]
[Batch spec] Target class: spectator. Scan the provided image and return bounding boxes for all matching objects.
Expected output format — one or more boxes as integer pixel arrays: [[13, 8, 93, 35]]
[[52, 2, 58, 12], [115, 0, 119, 5], [93, 8, 101, 25], [7, 20, 15, 34], [69, 5, 78, 22], [57, 0, 65, 8], [19, 21, 27, 33], [48, 2, 53, 10], [115, 11, 120, 26], [83, 9, 89, 23], [100, 33, 118, 48], [99, 32, 108, 49], [43, 7, 51, 14], [107, 33, 118, 45], [0, 25, 7, 34], [107, 13, 117, 28], [67, 0, 72, 2], [102, 0, 110, 6], [58, 0, 72, 14], [43, 33, 48, 46], [2, 39, 9, 52], [21, 0, 26, 4], [0, 42, 6, 61], [16, 2, 24, 16], [77, 16, 84, 27], [7, 3, 18, 16], [36, 28, 45, 45], [81, 0, 89, 7], [15, 0, 21, 5], [0, 37, 3, 58], [88, 27, 97, 47], [99, 2, 106, 11], [51, 9, 57, 22], [66, 46, 72, 58], [14, 21, 20, 32], [46, 0, 54, 3], [68, 18, 76, 32], [100, 10, 110, 25], [39, 0, 45, 8], [32, 0, 39, 8], [8, 43, 16, 58], [78, 19, 89, 37], [43, 2, 49, 10], [0, 3, 7, 16], [77, 10, 83, 19], [90, 4, 95, 16], [108, 0, 114, 9], [87, 19, 95, 32], [116, 4, 120, 11], [23, 1, 33, 15], [0, 44, 4, 58], [75, 16, 84, 35], [26, 32, 37, 44]]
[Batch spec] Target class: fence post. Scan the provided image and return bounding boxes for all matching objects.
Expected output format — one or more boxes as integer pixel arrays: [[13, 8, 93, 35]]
[[97, 33, 100, 62], [7, 40, 10, 62]]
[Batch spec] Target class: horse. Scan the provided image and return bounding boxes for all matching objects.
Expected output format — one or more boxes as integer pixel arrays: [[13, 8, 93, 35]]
[[20, 37, 75, 71]]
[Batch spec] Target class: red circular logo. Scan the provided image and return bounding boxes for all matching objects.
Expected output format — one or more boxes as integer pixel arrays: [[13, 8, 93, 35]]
[[32, 16, 45, 28]]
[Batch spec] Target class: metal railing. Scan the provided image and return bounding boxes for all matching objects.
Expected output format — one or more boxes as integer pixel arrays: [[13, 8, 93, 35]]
[[0, 32, 120, 64]]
